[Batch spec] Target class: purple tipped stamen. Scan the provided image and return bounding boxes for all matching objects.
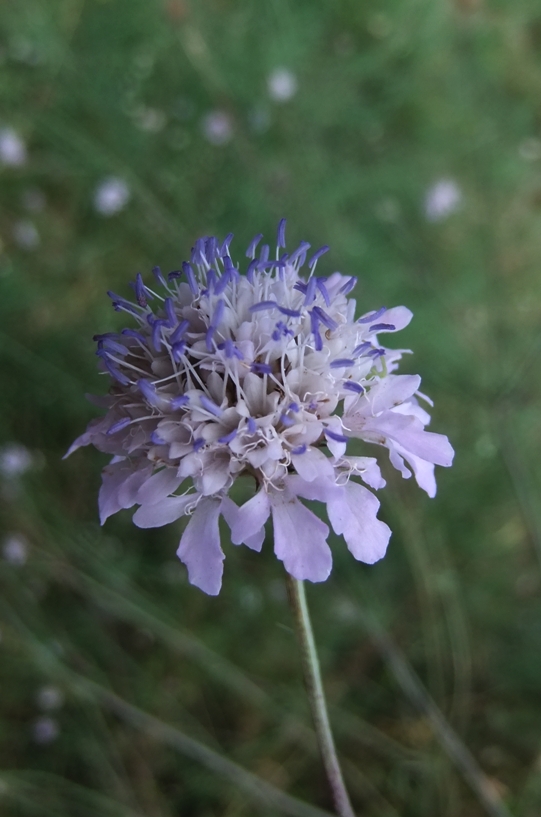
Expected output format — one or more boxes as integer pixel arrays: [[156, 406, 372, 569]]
[[358, 306, 386, 324], [170, 394, 189, 409], [218, 429, 237, 444], [200, 395, 223, 417], [330, 358, 355, 369], [308, 245, 329, 267], [291, 444, 307, 455], [312, 306, 338, 331], [343, 382, 365, 394], [246, 233, 263, 259], [325, 429, 349, 444], [106, 417, 132, 435], [369, 323, 396, 332], [249, 300, 278, 313], [250, 362, 272, 375], [277, 218, 287, 249]]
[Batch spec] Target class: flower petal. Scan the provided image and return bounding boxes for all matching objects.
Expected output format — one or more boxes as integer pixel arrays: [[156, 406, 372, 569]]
[[133, 493, 195, 528], [291, 447, 334, 482], [270, 491, 332, 582], [136, 467, 184, 505], [327, 481, 391, 564], [229, 489, 270, 551], [176, 497, 224, 595]]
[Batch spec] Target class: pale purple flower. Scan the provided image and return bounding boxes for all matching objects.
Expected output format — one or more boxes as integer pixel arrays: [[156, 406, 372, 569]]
[[0, 127, 27, 166], [67, 221, 453, 595], [32, 716, 59, 744], [13, 219, 40, 250], [267, 68, 298, 103], [424, 179, 462, 222], [201, 110, 233, 145], [2, 534, 29, 566], [93, 177, 131, 216], [0, 443, 33, 478]]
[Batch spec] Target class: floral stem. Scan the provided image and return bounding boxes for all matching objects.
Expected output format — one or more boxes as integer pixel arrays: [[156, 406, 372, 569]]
[[286, 575, 356, 817]]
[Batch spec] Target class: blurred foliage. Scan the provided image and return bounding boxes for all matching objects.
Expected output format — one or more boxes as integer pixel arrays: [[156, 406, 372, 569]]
[[1, 0, 541, 815]]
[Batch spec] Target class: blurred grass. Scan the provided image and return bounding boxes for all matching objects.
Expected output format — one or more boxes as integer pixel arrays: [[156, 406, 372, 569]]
[[2, 0, 541, 814]]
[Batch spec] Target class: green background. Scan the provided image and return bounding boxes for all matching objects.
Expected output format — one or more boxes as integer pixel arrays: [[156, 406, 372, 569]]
[[1, 1, 541, 815]]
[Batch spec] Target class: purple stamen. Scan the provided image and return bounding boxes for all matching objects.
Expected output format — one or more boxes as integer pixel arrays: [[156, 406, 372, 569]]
[[134, 273, 148, 307], [316, 278, 331, 306], [289, 241, 311, 264], [206, 269, 217, 293], [304, 277, 317, 306], [218, 429, 237, 444], [288, 402, 300, 412], [211, 298, 225, 328], [102, 359, 131, 386], [358, 306, 386, 324], [214, 269, 231, 295], [312, 306, 338, 331], [205, 327, 216, 351], [291, 444, 307, 455], [369, 323, 396, 332], [339, 276, 357, 295], [191, 238, 206, 266], [220, 233, 234, 257], [152, 319, 167, 352], [325, 429, 349, 444], [151, 430, 167, 445], [330, 358, 355, 369], [259, 244, 269, 263], [367, 348, 385, 359], [193, 438, 205, 452], [246, 259, 258, 282], [353, 341, 372, 356], [152, 266, 166, 286], [250, 362, 272, 375], [205, 236, 217, 263], [106, 417, 132, 435], [280, 414, 295, 427], [170, 320, 189, 344], [277, 218, 287, 249], [101, 339, 129, 356], [172, 341, 186, 361], [168, 269, 182, 281], [219, 339, 244, 360], [308, 245, 329, 267], [278, 305, 302, 317], [200, 395, 223, 417], [138, 379, 162, 407], [247, 417, 257, 434], [246, 233, 263, 258], [249, 300, 278, 313], [170, 394, 189, 409], [121, 328, 147, 344], [164, 298, 176, 327], [310, 310, 323, 351], [343, 382, 365, 394], [182, 262, 199, 296]]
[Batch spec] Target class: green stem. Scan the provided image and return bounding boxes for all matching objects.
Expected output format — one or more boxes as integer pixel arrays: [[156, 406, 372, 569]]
[[286, 575, 356, 817]]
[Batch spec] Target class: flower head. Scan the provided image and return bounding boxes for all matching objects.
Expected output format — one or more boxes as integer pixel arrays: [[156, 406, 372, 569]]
[[68, 221, 454, 594]]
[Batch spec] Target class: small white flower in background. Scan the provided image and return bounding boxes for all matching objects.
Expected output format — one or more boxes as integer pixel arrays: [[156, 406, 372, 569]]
[[2, 534, 29, 566], [0, 443, 33, 478], [32, 717, 59, 745], [36, 686, 65, 711], [0, 127, 27, 166], [424, 178, 462, 222], [13, 219, 40, 250], [93, 177, 131, 217], [201, 110, 233, 146], [267, 68, 298, 103], [67, 220, 454, 595]]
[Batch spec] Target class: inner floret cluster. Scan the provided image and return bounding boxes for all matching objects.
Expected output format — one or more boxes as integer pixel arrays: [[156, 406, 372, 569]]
[[68, 220, 454, 594]]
